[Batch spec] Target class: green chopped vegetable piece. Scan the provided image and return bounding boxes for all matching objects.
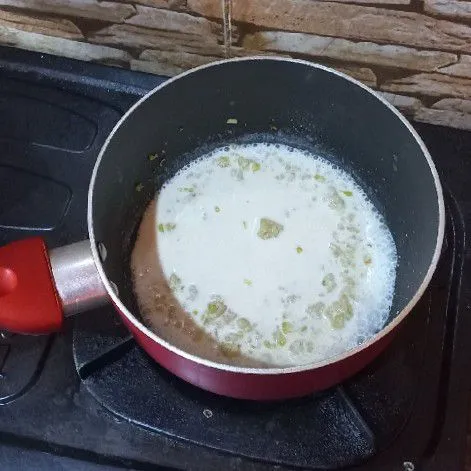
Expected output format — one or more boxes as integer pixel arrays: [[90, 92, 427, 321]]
[[243, 278, 252, 286], [169, 273, 182, 292], [135, 183, 144, 192], [342, 277, 356, 297], [264, 340, 275, 349], [148, 153, 158, 161], [330, 243, 343, 258], [296, 246, 303, 254], [274, 328, 287, 346], [158, 222, 176, 233], [251, 161, 261, 172], [192, 309, 199, 316], [237, 317, 253, 332], [289, 339, 305, 355], [257, 218, 284, 240], [301, 325, 308, 332], [286, 294, 299, 304], [203, 299, 227, 324], [331, 315, 345, 329], [326, 187, 345, 210], [226, 118, 238, 125], [307, 302, 325, 317], [342, 190, 353, 197], [214, 206, 221, 213], [314, 174, 325, 182], [220, 342, 240, 358], [236, 156, 260, 173], [242, 221, 248, 229], [225, 332, 244, 343], [292, 339, 315, 353], [237, 156, 251, 171], [322, 273, 337, 293], [179, 186, 195, 193], [340, 294, 353, 319], [326, 294, 353, 329], [208, 303, 219, 315], [330, 242, 356, 269], [217, 156, 230, 167], [282, 321, 294, 334]]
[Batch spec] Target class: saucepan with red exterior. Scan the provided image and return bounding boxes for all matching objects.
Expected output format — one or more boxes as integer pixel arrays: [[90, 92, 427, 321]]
[[0, 57, 444, 400]]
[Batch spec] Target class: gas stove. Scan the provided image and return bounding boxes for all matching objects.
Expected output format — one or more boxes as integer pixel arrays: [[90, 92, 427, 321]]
[[1, 46, 471, 471]]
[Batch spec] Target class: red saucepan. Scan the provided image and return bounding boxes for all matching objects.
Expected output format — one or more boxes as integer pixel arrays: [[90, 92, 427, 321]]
[[0, 57, 444, 400]]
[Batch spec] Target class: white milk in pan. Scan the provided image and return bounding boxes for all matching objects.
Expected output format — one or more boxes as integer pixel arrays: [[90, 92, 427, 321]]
[[131, 143, 397, 367]]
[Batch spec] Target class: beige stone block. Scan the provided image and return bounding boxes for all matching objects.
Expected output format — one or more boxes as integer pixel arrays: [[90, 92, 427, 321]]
[[380, 92, 422, 113], [438, 55, 471, 78], [126, 5, 219, 35], [330, 0, 410, 4], [382, 73, 471, 98], [114, 0, 186, 8], [414, 107, 471, 130], [243, 31, 457, 72], [0, 25, 131, 64], [90, 23, 244, 57], [0, 8, 82, 39], [335, 65, 377, 87], [90, 24, 220, 54], [0, 0, 135, 23], [188, 0, 471, 53], [432, 98, 471, 113], [131, 50, 220, 75], [114, 0, 170, 7], [424, 0, 471, 21]]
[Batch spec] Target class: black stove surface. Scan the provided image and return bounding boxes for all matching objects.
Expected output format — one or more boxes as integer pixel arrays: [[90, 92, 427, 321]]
[[1, 46, 471, 471]]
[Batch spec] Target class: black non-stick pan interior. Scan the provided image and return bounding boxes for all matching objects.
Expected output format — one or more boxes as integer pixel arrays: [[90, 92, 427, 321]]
[[91, 58, 441, 329]]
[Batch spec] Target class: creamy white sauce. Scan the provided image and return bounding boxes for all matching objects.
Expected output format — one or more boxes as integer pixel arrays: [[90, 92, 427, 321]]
[[131, 143, 397, 367]]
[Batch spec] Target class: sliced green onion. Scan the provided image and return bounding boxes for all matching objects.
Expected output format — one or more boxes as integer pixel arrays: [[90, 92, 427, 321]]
[[322, 273, 337, 293], [251, 161, 261, 172], [282, 321, 294, 334], [217, 156, 230, 167], [257, 218, 284, 240]]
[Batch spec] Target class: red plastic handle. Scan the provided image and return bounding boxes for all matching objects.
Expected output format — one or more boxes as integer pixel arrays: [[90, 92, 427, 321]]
[[0, 237, 63, 334]]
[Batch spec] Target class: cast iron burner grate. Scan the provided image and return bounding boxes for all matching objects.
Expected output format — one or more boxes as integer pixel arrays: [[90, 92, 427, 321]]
[[73, 193, 463, 470]]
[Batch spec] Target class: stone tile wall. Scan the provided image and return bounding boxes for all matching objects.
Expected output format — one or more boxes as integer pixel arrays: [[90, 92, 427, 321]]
[[1, 0, 471, 130]]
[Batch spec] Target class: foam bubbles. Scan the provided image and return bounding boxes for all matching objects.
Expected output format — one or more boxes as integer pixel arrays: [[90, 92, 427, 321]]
[[131, 143, 397, 367]]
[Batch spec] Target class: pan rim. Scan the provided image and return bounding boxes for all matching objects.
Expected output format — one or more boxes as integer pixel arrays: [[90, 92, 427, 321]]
[[88, 56, 445, 376]]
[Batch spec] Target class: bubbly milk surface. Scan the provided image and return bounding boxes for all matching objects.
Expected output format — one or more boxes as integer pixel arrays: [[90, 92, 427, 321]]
[[131, 143, 397, 367]]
